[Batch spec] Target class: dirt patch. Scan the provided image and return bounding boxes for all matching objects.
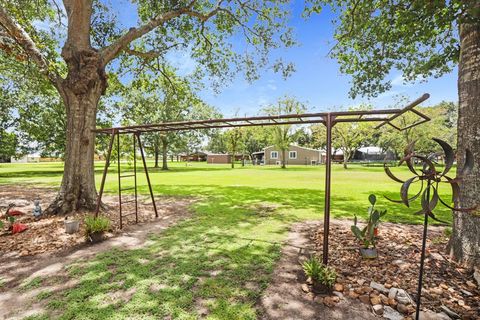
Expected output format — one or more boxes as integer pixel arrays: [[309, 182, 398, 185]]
[[259, 220, 373, 320], [0, 185, 194, 258]]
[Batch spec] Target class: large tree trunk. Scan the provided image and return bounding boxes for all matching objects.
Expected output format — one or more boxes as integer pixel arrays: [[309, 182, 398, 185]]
[[47, 49, 107, 215], [281, 149, 286, 168], [154, 143, 159, 168], [448, 21, 480, 268], [161, 136, 169, 170]]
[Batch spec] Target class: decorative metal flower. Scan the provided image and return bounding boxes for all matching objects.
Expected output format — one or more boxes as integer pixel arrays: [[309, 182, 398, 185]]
[[384, 138, 475, 223]]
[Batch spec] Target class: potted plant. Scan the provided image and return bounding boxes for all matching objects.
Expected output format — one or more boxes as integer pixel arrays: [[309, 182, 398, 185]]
[[302, 255, 337, 294], [351, 194, 386, 259], [84, 215, 110, 243]]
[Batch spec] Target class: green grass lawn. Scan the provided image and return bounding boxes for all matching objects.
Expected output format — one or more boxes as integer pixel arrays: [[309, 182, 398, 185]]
[[0, 161, 454, 319]]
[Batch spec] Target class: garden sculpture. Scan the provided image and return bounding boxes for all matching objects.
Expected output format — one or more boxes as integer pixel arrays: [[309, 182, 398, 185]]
[[33, 199, 42, 219], [384, 138, 475, 320]]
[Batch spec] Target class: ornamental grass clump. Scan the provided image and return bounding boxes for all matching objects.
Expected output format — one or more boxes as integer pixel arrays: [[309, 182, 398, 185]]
[[302, 255, 337, 293], [84, 215, 110, 243]]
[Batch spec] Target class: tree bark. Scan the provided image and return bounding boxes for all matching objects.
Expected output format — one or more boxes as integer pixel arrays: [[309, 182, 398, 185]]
[[161, 136, 169, 170], [154, 142, 159, 168], [46, 49, 107, 214], [281, 149, 286, 168], [448, 21, 480, 268]]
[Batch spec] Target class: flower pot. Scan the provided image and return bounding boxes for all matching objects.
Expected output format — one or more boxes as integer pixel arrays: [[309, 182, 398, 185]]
[[88, 231, 105, 243], [360, 247, 378, 259], [64, 220, 80, 234]]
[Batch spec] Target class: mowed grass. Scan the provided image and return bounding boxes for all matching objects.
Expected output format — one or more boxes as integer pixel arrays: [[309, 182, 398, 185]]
[[0, 161, 454, 319]]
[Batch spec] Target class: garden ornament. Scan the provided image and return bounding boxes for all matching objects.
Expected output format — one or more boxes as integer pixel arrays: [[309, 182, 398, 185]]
[[33, 199, 42, 219], [384, 138, 475, 320]]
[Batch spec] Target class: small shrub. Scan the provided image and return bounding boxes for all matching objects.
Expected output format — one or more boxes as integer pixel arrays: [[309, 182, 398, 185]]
[[84, 215, 110, 238], [302, 256, 337, 288]]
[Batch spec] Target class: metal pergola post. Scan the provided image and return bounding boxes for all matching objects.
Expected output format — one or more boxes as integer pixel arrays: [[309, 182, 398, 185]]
[[322, 113, 335, 265]]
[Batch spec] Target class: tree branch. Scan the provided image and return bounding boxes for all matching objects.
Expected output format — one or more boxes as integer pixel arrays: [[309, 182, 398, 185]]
[[0, 5, 59, 84], [124, 42, 186, 60], [101, 0, 230, 65], [101, 0, 197, 64]]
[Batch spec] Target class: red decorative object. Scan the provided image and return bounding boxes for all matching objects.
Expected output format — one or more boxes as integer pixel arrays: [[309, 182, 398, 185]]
[[12, 223, 28, 234], [7, 209, 25, 216]]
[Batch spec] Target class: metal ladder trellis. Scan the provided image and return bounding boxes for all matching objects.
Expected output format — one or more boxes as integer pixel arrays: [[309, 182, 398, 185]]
[[117, 133, 138, 229], [95, 130, 158, 229]]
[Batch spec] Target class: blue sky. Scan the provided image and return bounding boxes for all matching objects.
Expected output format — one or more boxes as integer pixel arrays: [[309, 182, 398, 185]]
[[115, 1, 458, 117]]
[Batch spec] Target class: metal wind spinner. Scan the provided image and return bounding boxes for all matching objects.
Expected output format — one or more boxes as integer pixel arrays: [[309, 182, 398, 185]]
[[383, 138, 475, 320]]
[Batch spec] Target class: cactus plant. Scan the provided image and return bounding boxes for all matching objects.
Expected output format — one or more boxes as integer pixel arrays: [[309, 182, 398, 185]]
[[351, 194, 386, 252]]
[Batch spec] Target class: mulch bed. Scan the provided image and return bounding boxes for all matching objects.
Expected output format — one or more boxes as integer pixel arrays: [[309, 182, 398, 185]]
[[311, 220, 480, 319], [0, 186, 193, 259]]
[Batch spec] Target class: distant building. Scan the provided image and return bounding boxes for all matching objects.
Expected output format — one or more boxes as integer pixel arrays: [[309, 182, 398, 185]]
[[256, 145, 322, 166], [179, 151, 208, 162], [354, 146, 394, 161], [10, 154, 41, 163], [206, 153, 244, 164]]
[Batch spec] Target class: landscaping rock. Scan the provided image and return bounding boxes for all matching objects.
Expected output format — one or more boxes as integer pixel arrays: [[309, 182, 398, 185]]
[[440, 305, 460, 319], [301, 283, 310, 293], [474, 267, 480, 287], [388, 287, 398, 300], [372, 304, 383, 316], [323, 296, 338, 307], [396, 303, 409, 315], [370, 295, 381, 305], [395, 289, 413, 305], [383, 306, 403, 320], [332, 291, 344, 299], [333, 283, 344, 292], [418, 310, 451, 320], [370, 280, 389, 294], [359, 294, 370, 304]]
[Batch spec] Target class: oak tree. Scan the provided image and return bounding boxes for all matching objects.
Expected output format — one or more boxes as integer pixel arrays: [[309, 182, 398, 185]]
[[0, 0, 308, 214]]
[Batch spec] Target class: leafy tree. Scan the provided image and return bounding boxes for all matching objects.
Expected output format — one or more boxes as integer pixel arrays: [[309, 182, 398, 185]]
[[207, 131, 228, 154], [376, 100, 458, 158], [331, 107, 374, 169], [118, 69, 218, 170], [225, 128, 244, 169], [0, 86, 17, 162], [0, 0, 317, 214], [263, 97, 307, 168], [318, 0, 479, 266], [241, 126, 272, 165]]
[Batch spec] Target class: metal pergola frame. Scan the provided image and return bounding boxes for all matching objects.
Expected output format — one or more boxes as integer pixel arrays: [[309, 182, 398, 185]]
[[94, 93, 430, 264]]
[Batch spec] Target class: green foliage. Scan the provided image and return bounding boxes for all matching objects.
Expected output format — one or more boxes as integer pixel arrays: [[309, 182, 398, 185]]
[[302, 256, 337, 287], [351, 194, 387, 248], [84, 216, 110, 237], [263, 96, 308, 168], [117, 70, 220, 167], [376, 99, 458, 156], [321, 1, 479, 98], [332, 105, 375, 169]]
